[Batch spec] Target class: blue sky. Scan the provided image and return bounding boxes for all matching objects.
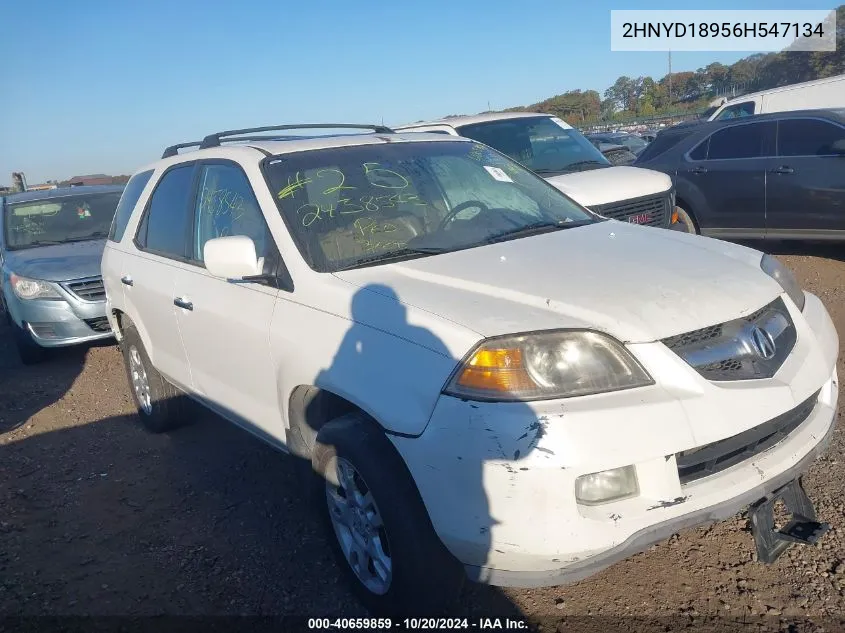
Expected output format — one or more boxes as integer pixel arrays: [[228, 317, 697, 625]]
[[1, 0, 835, 183]]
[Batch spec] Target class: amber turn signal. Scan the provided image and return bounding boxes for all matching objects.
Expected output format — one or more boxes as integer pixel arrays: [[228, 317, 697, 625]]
[[455, 347, 538, 393]]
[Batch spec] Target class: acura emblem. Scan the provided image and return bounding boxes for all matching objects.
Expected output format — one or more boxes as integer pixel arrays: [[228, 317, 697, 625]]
[[749, 326, 776, 360]]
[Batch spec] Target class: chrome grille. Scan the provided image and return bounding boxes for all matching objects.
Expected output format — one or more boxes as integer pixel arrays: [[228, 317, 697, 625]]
[[662, 298, 796, 381], [676, 390, 818, 485], [65, 277, 106, 302], [591, 192, 670, 228]]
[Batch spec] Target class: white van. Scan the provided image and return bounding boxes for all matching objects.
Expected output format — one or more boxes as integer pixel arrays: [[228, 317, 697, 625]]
[[396, 113, 680, 230], [708, 74, 845, 121]]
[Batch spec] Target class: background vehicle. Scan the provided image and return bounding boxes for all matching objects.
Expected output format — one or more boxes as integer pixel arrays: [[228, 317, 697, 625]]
[[0, 185, 123, 363], [587, 131, 649, 156], [396, 113, 677, 229], [592, 141, 638, 165], [635, 109, 845, 238], [103, 123, 838, 616], [709, 74, 845, 121]]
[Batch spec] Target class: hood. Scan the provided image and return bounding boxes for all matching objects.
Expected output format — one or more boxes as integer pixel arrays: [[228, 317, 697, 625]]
[[3, 239, 106, 282], [334, 222, 782, 344], [545, 166, 672, 208]]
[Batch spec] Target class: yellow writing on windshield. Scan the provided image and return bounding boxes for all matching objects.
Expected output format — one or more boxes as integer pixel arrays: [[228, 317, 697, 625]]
[[278, 171, 312, 200]]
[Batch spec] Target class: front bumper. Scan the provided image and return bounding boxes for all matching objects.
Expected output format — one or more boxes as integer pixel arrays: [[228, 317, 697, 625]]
[[8, 294, 113, 348], [390, 291, 839, 586]]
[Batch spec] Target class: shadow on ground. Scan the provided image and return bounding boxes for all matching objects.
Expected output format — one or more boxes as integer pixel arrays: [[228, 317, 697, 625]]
[[0, 314, 527, 621]]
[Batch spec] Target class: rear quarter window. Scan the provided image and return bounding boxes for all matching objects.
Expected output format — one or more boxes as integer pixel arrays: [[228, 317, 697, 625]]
[[109, 170, 154, 242], [635, 133, 685, 162]]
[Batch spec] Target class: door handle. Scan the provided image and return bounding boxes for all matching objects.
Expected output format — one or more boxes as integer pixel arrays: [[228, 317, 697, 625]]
[[689, 166, 708, 174], [173, 297, 193, 311], [120, 275, 133, 287], [770, 165, 794, 175]]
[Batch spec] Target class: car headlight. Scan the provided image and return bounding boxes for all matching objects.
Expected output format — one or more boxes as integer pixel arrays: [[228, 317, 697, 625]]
[[10, 273, 62, 300], [760, 254, 805, 311], [444, 330, 653, 401]]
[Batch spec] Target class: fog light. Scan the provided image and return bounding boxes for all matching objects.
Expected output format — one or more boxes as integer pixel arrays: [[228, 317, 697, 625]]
[[575, 465, 639, 505], [28, 323, 57, 339]]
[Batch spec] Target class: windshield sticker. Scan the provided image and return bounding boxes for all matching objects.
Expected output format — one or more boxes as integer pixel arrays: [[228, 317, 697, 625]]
[[77, 203, 92, 219], [483, 166, 513, 183], [550, 117, 572, 130]]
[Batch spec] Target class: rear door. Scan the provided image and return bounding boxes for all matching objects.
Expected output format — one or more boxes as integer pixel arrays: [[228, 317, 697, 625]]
[[765, 117, 845, 237], [679, 120, 775, 238], [173, 161, 283, 436], [102, 169, 155, 319], [121, 163, 197, 390]]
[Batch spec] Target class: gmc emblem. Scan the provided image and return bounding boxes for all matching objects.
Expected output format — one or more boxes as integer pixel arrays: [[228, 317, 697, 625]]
[[628, 213, 651, 225]]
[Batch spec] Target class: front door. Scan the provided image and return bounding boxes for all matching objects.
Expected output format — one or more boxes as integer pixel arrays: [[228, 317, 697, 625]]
[[766, 117, 845, 237], [173, 162, 282, 436], [680, 120, 775, 238]]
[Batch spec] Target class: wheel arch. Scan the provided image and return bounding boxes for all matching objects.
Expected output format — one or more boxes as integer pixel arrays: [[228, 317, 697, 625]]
[[285, 384, 373, 459], [111, 308, 157, 366]]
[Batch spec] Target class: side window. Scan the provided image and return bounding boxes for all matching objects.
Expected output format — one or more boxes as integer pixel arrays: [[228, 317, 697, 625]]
[[194, 164, 271, 262], [688, 138, 709, 160], [136, 164, 195, 259], [714, 101, 756, 120], [707, 122, 773, 160], [109, 169, 153, 242], [778, 119, 845, 156]]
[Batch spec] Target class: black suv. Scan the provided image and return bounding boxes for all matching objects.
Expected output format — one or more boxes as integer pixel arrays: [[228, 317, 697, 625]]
[[635, 109, 845, 238]]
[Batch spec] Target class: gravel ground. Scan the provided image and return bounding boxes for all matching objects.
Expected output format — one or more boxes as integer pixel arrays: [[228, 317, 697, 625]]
[[1, 242, 843, 632]]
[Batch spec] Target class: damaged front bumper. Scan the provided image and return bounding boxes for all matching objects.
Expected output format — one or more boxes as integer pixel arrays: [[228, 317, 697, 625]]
[[469, 413, 835, 587], [390, 292, 838, 587]]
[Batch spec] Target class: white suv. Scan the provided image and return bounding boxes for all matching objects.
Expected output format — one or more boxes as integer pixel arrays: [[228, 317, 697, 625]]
[[103, 124, 839, 615], [396, 112, 682, 230]]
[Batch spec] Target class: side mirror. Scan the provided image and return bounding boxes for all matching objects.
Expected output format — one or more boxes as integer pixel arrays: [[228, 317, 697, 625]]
[[830, 139, 845, 156], [204, 236, 261, 280]]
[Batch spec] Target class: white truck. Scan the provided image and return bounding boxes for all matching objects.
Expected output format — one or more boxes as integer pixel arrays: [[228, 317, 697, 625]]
[[396, 112, 683, 230], [709, 74, 845, 121]]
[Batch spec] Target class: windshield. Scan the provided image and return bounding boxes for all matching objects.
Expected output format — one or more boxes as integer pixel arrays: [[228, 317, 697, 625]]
[[455, 116, 611, 175], [264, 140, 597, 272], [3, 191, 121, 250], [618, 135, 648, 153]]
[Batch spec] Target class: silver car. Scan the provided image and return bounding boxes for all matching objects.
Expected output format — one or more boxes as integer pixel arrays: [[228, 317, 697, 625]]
[[0, 185, 124, 364]]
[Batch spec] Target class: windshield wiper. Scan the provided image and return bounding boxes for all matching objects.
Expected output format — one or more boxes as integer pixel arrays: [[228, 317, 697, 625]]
[[11, 240, 65, 249], [564, 160, 608, 170], [334, 246, 445, 271], [485, 220, 586, 244], [64, 231, 109, 243]]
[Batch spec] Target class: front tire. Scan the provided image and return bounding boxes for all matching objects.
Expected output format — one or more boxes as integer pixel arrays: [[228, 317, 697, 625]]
[[120, 323, 187, 433], [312, 414, 464, 616], [673, 205, 698, 234], [12, 321, 47, 365]]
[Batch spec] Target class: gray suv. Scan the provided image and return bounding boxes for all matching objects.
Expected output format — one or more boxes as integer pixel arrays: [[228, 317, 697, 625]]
[[0, 185, 124, 363]]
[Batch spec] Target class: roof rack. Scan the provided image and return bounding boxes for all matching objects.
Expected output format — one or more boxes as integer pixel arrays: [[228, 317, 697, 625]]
[[199, 124, 394, 150], [161, 142, 203, 159]]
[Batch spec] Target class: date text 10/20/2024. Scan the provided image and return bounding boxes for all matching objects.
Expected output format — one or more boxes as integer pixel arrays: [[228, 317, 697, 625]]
[[308, 617, 529, 630]]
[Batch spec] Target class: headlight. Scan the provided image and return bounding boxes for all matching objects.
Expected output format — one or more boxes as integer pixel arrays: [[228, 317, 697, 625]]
[[10, 273, 62, 300], [760, 254, 805, 311], [444, 330, 653, 401]]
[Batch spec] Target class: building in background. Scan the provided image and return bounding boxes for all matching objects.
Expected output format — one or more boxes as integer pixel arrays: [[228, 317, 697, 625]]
[[65, 173, 113, 187]]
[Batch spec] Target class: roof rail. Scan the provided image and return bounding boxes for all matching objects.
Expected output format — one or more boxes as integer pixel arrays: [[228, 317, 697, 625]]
[[199, 124, 394, 149], [161, 142, 203, 159]]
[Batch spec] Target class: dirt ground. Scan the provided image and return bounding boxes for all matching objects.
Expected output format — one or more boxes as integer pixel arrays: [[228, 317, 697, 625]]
[[1, 242, 844, 632]]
